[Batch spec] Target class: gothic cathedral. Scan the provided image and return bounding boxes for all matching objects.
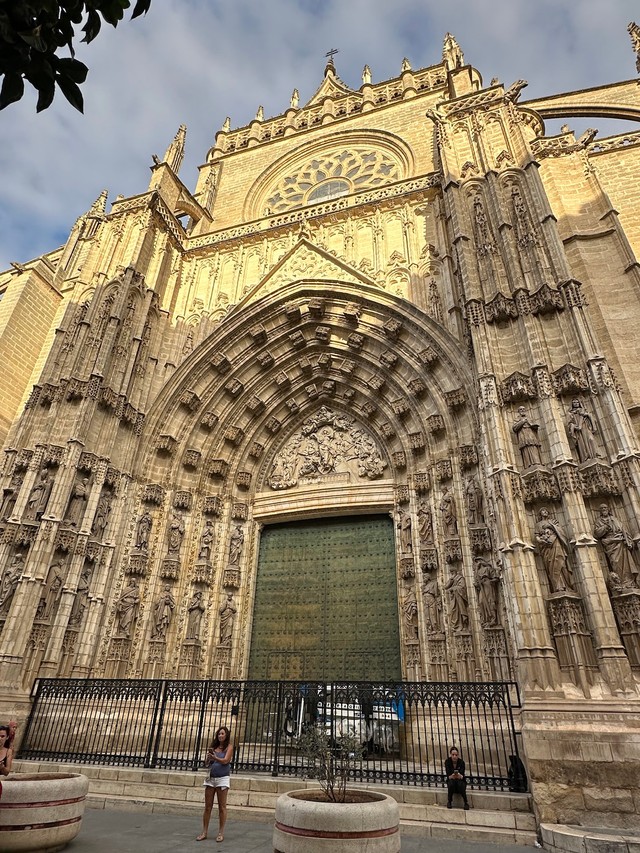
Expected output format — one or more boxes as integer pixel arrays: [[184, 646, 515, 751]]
[[2, 30, 640, 824]]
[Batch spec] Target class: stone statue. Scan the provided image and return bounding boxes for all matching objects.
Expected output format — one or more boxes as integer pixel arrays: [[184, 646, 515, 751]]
[[565, 399, 598, 463], [444, 567, 469, 631], [628, 22, 640, 72], [397, 510, 413, 553], [91, 492, 112, 538], [464, 476, 484, 526], [198, 520, 215, 561], [64, 477, 89, 527], [0, 553, 24, 611], [151, 584, 175, 640], [0, 470, 23, 519], [69, 566, 91, 626], [25, 468, 53, 520], [37, 559, 66, 620], [228, 526, 244, 566], [594, 504, 640, 591], [512, 406, 542, 468], [167, 512, 185, 556], [113, 577, 140, 639], [135, 510, 153, 551], [402, 585, 419, 640], [186, 589, 205, 641], [439, 487, 458, 537], [418, 502, 433, 544], [219, 592, 236, 647], [422, 571, 441, 633], [535, 508, 574, 593], [474, 558, 501, 627]]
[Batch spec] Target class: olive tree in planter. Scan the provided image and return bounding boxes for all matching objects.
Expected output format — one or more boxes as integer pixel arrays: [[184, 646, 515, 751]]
[[273, 725, 400, 853]]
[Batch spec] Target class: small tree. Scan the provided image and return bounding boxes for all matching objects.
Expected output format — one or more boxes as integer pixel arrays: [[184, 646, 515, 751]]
[[0, 0, 152, 112], [297, 724, 361, 803]]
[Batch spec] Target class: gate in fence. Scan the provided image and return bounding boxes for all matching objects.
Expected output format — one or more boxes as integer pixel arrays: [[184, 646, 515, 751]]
[[20, 678, 526, 791]]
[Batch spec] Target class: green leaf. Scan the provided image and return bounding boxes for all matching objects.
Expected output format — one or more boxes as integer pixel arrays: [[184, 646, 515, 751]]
[[0, 71, 24, 109], [131, 0, 152, 19], [82, 9, 101, 42], [36, 78, 55, 111], [57, 56, 87, 82], [56, 71, 84, 112]]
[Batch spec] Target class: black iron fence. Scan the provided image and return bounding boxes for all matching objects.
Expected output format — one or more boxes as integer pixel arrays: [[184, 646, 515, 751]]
[[21, 678, 526, 791]]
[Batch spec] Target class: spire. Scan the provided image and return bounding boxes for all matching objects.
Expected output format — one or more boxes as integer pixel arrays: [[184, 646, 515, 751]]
[[628, 22, 640, 73], [324, 47, 339, 77], [290, 89, 299, 109], [362, 65, 372, 85], [88, 189, 108, 216], [442, 32, 464, 71], [163, 124, 187, 174]]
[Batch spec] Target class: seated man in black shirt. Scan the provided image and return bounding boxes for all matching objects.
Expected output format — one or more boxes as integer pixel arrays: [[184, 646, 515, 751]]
[[445, 746, 469, 809]]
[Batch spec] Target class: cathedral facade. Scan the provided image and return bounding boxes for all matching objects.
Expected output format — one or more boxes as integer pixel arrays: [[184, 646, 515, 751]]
[[2, 31, 640, 826]]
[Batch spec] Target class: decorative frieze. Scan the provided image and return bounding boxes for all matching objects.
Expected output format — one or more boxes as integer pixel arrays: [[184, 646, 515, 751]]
[[459, 445, 478, 468], [522, 469, 560, 503], [444, 388, 466, 410], [208, 460, 229, 480], [257, 351, 275, 369], [413, 471, 431, 493], [395, 485, 410, 505], [183, 449, 201, 469], [78, 452, 98, 473], [501, 372, 536, 403], [435, 459, 453, 482], [553, 364, 590, 396], [409, 378, 426, 398], [485, 292, 518, 323], [54, 527, 76, 551], [223, 426, 244, 446], [156, 434, 178, 455], [200, 411, 219, 430], [236, 471, 252, 490], [427, 414, 445, 434], [580, 461, 620, 497], [179, 390, 202, 412], [418, 346, 438, 366], [144, 483, 165, 505], [530, 283, 565, 316], [174, 491, 192, 510], [203, 495, 223, 516], [210, 352, 231, 374], [231, 502, 248, 521]]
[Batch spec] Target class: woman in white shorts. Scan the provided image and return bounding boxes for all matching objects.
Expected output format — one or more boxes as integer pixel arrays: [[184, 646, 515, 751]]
[[198, 726, 233, 842]]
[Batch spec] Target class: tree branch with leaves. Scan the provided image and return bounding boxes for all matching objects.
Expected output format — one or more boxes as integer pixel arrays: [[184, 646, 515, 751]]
[[0, 1, 151, 112]]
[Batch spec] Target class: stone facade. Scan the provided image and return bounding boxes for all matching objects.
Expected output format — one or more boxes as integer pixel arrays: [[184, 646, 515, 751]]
[[2, 31, 640, 827]]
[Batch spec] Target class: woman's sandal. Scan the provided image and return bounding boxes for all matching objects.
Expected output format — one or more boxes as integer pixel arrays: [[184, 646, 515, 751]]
[[196, 833, 207, 841], [216, 834, 224, 842]]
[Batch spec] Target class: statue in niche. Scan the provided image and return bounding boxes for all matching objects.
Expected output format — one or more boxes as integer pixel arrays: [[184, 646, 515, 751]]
[[418, 502, 433, 545], [198, 520, 215, 562], [565, 399, 599, 463], [474, 558, 501, 628], [402, 585, 419, 640], [69, 566, 92, 627], [25, 468, 54, 520], [397, 510, 413, 554], [534, 508, 574, 593], [91, 491, 112, 538], [228, 526, 244, 567], [151, 584, 176, 640], [36, 558, 67, 620], [64, 476, 90, 527], [113, 577, 140, 639], [512, 406, 542, 468], [428, 279, 443, 324], [167, 512, 185, 557], [594, 504, 640, 591], [0, 470, 23, 519], [0, 553, 24, 612], [422, 572, 441, 633], [219, 592, 237, 647], [186, 589, 205, 641], [439, 486, 458, 537], [464, 476, 485, 526], [135, 510, 153, 551], [268, 406, 387, 489], [444, 567, 469, 631]]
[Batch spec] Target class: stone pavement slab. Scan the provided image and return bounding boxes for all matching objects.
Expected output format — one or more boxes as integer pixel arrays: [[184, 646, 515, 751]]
[[67, 807, 539, 853]]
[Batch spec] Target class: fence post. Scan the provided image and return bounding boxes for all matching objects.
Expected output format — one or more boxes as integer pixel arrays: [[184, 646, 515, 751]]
[[271, 680, 283, 777], [191, 680, 210, 772], [145, 680, 167, 769]]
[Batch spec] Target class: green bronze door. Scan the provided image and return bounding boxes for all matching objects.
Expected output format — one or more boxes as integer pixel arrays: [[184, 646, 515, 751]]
[[248, 515, 401, 681]]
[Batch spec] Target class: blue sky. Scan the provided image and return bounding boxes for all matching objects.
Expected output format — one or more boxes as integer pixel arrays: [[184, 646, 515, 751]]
[[0, 0, 638, 270]]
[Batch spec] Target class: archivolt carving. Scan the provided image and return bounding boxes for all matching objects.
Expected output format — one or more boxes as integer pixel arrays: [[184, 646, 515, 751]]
[[267, 406, 388, 490]]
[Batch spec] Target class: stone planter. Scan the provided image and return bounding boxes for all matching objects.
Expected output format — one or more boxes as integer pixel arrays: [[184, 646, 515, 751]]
[[0, 772, 89, 852], [274, 789, 400, 853]]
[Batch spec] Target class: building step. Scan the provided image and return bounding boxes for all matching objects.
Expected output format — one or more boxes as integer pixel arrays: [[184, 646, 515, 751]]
[[13, 760, 538, 846]]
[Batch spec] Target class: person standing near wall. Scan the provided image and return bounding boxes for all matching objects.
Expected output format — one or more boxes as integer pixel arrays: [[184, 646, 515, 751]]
[[198, 726, 233, 843]]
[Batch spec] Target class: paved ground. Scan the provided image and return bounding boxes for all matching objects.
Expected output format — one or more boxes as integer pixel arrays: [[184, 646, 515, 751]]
[[66, 807, 539, 852]]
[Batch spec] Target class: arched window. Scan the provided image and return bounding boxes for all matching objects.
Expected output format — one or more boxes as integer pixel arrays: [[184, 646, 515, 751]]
[[307, 178, 350, 204]]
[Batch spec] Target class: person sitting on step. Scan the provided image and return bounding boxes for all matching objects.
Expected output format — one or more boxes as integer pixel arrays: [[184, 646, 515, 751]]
[[445, 745, 470, 810]]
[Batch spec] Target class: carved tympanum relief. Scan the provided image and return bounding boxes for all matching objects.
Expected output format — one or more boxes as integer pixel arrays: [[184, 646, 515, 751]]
[[267, 405, 388, 489]]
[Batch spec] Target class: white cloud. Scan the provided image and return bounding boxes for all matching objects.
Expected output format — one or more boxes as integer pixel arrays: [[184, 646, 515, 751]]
[[0, 0, 638, 269]]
